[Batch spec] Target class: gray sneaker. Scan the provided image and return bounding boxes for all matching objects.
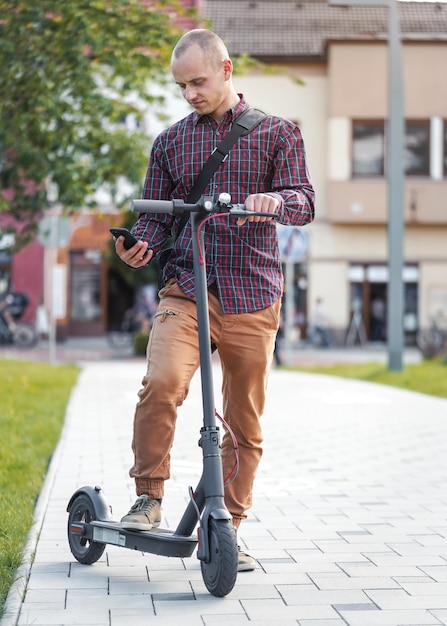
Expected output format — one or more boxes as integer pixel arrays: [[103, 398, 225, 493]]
[[238, 545, 256, 572], [120, 495, 162, 531]]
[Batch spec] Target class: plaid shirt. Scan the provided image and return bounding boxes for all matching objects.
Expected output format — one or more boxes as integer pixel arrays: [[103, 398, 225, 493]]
[[132, 95, 315, 314]]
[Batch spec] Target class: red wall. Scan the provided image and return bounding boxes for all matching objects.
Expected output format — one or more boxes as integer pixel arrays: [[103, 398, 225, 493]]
[[11, 239, 44, 323]]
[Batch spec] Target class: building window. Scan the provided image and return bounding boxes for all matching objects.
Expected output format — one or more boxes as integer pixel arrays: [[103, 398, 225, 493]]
[[405, 120, 430, 176], [352, 121, 385, 177], [353, 120, 431, 178], [70, 251, 102, 323], [444, 120, 447, 177], [348, 263, 419, 343], [0, 263, 11, 294]]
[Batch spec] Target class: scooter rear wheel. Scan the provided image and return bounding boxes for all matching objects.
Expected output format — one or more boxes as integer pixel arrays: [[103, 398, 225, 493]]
[[200, 518, 238, 597], [67, 493, 106, 564]]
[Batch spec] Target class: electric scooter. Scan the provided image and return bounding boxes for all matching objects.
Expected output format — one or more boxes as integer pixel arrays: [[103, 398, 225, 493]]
[[66, 193, 276, 597]]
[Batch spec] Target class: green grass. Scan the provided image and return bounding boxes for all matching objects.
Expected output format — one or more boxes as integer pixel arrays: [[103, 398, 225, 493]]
[[285, 357, 447, 399], [0, 359, 80, 618]]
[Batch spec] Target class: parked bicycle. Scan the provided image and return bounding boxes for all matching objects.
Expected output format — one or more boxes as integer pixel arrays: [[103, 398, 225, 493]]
[[0, 291, 38, 348], [106, 309, 144, 349], [416, 313, 447, 359], [107, 289, 155, 350]]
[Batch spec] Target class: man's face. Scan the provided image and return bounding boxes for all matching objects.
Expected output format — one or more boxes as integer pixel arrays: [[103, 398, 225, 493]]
[[171, 44, 230, 120]]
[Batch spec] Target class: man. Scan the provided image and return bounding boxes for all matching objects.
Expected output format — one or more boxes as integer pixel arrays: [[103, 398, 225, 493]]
[[310, 297, 331, 347], [114, 29, 315, 571]]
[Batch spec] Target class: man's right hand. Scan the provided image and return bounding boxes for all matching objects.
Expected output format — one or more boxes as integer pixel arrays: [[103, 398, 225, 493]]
[[114, 236, 153, 268]]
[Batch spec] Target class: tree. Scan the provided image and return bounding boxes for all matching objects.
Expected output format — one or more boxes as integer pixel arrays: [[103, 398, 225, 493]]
[[0, 0, 197, 243]]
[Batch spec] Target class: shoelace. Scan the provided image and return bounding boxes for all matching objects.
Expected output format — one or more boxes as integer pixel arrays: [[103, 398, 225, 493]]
[[129, 496, 156, 513]]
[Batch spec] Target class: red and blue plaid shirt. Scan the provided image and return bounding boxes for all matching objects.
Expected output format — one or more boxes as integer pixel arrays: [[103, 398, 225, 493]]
[[132, 95, 315, 314]]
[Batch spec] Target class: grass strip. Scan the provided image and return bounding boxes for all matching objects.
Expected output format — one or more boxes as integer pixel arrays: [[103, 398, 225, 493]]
[[0, 359, 80, 617], [285, 357, 447, 399]]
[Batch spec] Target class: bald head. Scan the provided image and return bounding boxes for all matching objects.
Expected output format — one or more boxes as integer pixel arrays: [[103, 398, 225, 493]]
[[171, 29, 230, 71], [170, 29, 239, 120]]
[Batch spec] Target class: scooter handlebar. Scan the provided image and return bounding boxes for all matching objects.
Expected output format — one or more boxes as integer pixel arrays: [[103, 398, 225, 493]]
[[131, 199, 178, 214], [131, 196, 278, 218]]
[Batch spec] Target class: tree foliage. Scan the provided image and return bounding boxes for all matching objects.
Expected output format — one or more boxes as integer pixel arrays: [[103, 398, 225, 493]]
[[0, 0, 197, 239]]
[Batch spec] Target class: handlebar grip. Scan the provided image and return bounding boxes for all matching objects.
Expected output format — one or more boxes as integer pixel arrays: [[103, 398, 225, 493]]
[[131, 199, 174, 213], [229, 208, 279, 218]]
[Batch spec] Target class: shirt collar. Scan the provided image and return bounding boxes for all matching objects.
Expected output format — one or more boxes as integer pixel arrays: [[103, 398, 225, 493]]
[[192, 94, 248, 127]]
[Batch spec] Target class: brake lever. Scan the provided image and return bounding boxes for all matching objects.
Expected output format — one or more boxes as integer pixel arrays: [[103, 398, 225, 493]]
[[216, 195, 278, 218], [228, 207, 279, 218]]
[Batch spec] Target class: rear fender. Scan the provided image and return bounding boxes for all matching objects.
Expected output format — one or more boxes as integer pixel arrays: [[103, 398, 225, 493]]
[[66, 485, 113, 521]]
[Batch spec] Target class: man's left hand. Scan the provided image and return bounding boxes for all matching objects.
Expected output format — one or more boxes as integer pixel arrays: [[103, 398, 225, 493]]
[[237, 193, 279, 226]]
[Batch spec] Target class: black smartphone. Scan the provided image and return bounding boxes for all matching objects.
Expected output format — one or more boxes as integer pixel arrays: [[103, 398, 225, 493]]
[[109, 227, 139, 250]]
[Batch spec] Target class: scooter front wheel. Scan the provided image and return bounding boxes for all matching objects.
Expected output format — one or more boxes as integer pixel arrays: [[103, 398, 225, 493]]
[[67, 493, 106, 564], [200, 518, 238, 597]]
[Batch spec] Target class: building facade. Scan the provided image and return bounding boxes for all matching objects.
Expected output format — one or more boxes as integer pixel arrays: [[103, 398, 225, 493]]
[[207, 0, 447, 344]]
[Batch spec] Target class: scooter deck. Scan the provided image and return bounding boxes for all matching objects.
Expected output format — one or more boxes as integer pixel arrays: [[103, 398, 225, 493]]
[[88, 520, 198, 558]]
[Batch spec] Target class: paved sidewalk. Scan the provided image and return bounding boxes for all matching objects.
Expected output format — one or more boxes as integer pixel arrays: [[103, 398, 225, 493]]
[[0, 335, 423, 367], [2, 358, 447, 626]]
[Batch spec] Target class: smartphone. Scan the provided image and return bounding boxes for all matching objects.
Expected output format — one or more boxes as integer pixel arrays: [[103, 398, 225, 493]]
[[109, 227, 139, 250]]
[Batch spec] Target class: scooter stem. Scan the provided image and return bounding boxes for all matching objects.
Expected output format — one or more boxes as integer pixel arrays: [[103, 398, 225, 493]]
[[191, 210, 216, 425], [174, 210, 231, 541]]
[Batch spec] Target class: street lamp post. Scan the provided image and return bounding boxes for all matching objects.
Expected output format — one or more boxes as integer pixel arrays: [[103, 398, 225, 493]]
[[329, 0, 405, 371]]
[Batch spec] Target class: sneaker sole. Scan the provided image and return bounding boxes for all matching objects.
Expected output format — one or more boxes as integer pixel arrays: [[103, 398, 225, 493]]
[[238, 557, 256, 572], [120, 521, 161, 531]]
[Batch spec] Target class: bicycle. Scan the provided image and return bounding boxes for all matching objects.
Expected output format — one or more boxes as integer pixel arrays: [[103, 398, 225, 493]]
[[106, 311, 144, 350], [416, 314, 447, 359], [0, 292, 38, 348], [107, 284, 155, 350]]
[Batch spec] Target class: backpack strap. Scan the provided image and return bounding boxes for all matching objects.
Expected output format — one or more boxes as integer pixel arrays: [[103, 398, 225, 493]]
[[186, 108, 266, 205], [174, 107, 267, 237]]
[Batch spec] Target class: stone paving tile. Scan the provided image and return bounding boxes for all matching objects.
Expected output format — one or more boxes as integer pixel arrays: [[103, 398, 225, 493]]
[[203, 619, 298, 626], [299, 621, 346, 626], [338, 563, 429, 578], [25, 572, 108, 591], [397, 582, 447, 596], [364, 554, 447, 567], [240, 598, 339, 621], [110, 609, 206, 626], [111, 611, 205, 626], [276, 588, 375, 606], [17, 608, 110, 625], [337, 608, 444, 625], [419, 566, 447, 581], [394, 576, 438, 585], [66, 593, 154, 610], [210, 583, 282, 600], [108, 579, 193, 595], [313, 540, 397, 554], [309, 574, 402, 591], [291, 550, 371, 565], [144, 568, 207, 582], [153, 598, 244, 617], [388, 544, 447, 557], [366, 589, 447, 610], [430, 610, 447, 625], [21, 589, 66, 606]]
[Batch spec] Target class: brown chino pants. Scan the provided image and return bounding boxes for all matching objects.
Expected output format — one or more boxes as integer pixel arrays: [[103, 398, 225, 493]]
[[129, 280, 280, 527]]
